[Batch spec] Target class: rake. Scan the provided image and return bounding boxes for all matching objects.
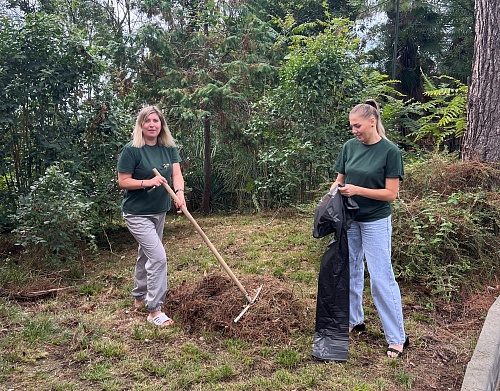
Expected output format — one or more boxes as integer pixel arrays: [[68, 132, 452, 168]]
[[153, 168, 263, 322]]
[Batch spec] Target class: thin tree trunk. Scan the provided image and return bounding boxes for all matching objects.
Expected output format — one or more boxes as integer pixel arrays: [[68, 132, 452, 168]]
[[462, 0, 500, 162], [202, 116, 212, 214]]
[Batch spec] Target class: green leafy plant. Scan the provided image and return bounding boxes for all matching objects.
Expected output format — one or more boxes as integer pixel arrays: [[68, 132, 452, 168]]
[[411, 74, 467, 149], [393, 153, 500, 300], [12, 164, 96, 264]]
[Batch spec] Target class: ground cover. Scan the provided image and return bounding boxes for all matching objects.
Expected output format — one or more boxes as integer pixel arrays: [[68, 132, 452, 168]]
[[0, 210, 498, 391]]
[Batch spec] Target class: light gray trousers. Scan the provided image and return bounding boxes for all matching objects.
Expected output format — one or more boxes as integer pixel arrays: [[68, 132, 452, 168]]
[[124, 213, 167, 313]]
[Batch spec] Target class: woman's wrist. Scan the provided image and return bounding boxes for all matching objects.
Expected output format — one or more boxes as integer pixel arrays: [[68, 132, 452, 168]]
[[175, 188, 184, 194]]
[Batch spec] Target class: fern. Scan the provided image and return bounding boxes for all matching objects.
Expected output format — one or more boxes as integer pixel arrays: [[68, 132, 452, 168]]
[[410, 73, 467, 149]]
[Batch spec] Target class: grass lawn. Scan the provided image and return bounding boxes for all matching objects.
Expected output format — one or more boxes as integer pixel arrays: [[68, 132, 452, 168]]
[[0, 210, 498, 391]]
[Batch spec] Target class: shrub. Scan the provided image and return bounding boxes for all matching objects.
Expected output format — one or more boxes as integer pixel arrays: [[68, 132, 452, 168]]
[[12, 164, 96, 264], [393, 153, 500, 300]]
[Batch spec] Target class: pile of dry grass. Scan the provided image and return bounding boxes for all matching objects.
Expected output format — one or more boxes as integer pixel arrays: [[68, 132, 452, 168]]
[[164, 273, 314, 344], [402, 156, 500, 199]]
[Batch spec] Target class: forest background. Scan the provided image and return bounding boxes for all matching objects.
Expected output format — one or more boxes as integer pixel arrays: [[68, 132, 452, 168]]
[[0, 0, 480, 224], [1, 0, 500, 389], [2, 0, 499, 330]]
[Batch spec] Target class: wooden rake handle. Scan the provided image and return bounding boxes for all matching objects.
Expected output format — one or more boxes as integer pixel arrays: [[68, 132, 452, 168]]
[[152, 168, 252, 303]]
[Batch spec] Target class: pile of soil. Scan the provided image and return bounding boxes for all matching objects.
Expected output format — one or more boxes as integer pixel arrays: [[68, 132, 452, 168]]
[[164, 273, 315, 344]]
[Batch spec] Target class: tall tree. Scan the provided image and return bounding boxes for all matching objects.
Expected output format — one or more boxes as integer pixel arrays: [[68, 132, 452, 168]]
[[133, 0, 279, 212], [391, 1, 443, 101], [248, 19, 409, 206], [439, 0, 474, 83], [255, 0, 364, 27], [461, 0, 500, 162], [4, 0, 139, 98], [366, 1, 477, 101]]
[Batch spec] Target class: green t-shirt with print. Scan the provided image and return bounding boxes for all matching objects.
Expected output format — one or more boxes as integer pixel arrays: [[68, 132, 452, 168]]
[[334, 137, 404, 222], [117, 141, 182, 215]]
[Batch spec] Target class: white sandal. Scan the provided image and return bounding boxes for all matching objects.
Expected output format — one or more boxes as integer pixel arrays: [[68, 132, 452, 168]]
[[147, 312, 174, 327]]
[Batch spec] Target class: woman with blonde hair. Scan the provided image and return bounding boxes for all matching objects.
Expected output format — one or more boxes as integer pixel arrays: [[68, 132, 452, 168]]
[[117, 105, 186, 327], [330, 99, 408, 358]]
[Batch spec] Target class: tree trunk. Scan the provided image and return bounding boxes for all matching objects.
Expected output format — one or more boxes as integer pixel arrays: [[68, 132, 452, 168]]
[[202, 116, 212, 214], [462, 0, 500, 162]]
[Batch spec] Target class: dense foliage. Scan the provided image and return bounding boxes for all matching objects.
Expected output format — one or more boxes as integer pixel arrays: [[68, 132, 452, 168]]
[[0, 14, 97, 227], [0, 12, 131, 232], [1, 0, 494, 290], [249, 19, 374, 204], [393, 153, 500, 300], [12, 165, 97, 264]]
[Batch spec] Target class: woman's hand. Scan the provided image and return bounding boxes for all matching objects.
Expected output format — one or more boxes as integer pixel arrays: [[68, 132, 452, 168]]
[[146, 175, 168, 189], [174, 191, 186, 214], [336, 178, 400, 202], [337, 184, 358, 197], [118, 172, 167, 191]]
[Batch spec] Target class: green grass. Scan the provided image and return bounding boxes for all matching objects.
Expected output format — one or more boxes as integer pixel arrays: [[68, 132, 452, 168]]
[[0, 260, 36, 286], [22, 316, 56, 344], [0, 209, 497, 391]]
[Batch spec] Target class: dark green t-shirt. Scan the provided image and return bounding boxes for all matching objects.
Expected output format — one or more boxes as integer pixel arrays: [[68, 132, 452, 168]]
[[334, 137, 404, 222], [117, 141, 182, 215]]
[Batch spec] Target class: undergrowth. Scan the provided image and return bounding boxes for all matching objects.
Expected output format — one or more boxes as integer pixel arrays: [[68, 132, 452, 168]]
[[393, 153, 500, 300], [0, 153, 499, 390]]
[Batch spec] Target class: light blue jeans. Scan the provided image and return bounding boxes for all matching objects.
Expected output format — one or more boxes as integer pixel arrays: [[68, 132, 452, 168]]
[[348, 215, 406, 345], [124, 213, 167, 313]]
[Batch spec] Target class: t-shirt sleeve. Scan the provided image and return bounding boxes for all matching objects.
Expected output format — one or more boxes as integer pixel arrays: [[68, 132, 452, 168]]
[[385, 146, 404, 180], [172, 147, 182, 164], [117, 145, 137, 174], [334, 145, 346, 174]]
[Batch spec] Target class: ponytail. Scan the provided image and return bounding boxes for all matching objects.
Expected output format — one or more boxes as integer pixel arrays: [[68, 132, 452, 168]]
[[350, 99, 386, 139]]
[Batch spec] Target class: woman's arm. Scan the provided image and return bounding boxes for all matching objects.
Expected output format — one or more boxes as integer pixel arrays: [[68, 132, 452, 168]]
[[171, 163, 186, 211], [117, 172, 169, 190], [171, 163, 184, 193], [337, 177, 400, 202]]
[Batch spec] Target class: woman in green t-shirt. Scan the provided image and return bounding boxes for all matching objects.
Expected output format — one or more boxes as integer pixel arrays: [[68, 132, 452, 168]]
[[117, 105, 186, 327], [331, 99, 408, 358]]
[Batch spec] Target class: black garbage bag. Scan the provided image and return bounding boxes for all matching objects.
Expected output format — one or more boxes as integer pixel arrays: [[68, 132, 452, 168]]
[[312, 185, 359, 362]]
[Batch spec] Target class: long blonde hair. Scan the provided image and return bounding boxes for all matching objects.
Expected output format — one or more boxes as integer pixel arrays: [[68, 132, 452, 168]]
[[131, 105, 176, 148], [350, 99, 387, 139]]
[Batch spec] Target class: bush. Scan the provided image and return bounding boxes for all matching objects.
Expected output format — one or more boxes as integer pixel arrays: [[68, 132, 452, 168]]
[[392, 153, 500, 300], [185, 170, 232, 213], [12, 164, 97, 264]]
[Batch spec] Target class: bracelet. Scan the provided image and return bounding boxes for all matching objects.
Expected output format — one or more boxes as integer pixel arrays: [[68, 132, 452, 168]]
[[141, 180, 144, 189], [175, 189, 184, 194]]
